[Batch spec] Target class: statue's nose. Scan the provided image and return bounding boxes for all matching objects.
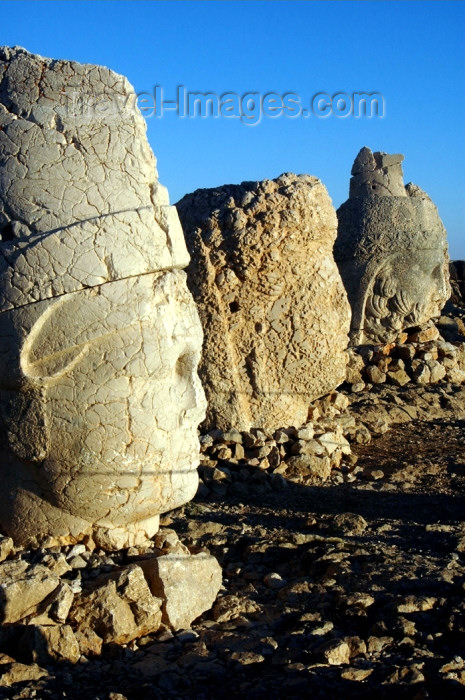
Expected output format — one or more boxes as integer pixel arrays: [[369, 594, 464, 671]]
[[174, 349, 207, 426]]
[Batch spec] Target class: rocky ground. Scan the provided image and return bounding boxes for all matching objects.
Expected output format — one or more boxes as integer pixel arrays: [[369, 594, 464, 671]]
[[1, 381, 464, 699], [1, 310, 465, 699]]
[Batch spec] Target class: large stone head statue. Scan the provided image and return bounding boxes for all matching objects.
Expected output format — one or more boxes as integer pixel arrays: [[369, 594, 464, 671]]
[[0, 47, 206, 549], [335, 147, 450, 345]]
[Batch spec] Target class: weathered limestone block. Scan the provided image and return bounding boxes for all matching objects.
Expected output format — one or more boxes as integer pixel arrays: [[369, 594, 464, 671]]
[[0, 47, 206, 549], [22, 624, 80, 664], [177, 173, 351, 431], [349, 147, 406, 198], [335, 147, 450, 345], [0, 560, 60, 623], [69, 564, 163, 645], [0, 661, 48, 687], [0, 538, 14, 563], [140, 552, 223, 630]]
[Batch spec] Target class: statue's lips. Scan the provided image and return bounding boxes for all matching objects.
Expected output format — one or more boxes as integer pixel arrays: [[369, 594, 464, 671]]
[[38, 458, 200, 523]]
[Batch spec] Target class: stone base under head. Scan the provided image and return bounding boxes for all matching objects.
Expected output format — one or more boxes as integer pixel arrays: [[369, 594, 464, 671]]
[[0, 271, 206, 550], [177, 173, 351, 432]]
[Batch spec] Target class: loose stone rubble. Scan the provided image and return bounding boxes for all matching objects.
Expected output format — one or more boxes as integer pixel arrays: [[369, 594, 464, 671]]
[[345, 317, 465, 393], [192, 307, 465, 497], [0, 529, 222, 669], [177, 173, 351, 432], [0, 46, 206, 549], [197, 391, 354, 498], [335, 147, 450, 345]]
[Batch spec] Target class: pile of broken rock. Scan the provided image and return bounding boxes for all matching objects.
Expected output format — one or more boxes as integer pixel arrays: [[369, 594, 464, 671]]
[[346, 317, 465, 392], [196, 310, 465, 500], [197, 390, 353, 498], [0, 529, 221, 676]]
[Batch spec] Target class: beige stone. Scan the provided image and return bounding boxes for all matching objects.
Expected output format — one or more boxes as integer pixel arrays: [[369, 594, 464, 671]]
[[336, 147, 450, 345], [319, 639, 351, 665], [23, 624, 80, 664], [428, 361, 447, 383], [387, 369, 411, 387], [0, 47, 206, 549], [341, 667, 373, 681], [0, 560, 60, 623], [211, 594, 262, 623], [140, 552, 222, 630], [177, 173, 351, 431], [408, 325, 440, 343], [0, 537, 14, 563], [446, 367, 465, 384], [0, 662, 48, 687], [365, 365, 386, 384], [345, 349, 365, 384], [69, 564, 162, 644], [284, 454, 332, 481], [48, 582, 75, 623], [74, 628, 103, 657], [317, 430, 351, 456]]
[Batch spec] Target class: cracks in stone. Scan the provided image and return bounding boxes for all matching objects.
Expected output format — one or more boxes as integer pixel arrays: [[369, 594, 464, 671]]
[[0, 205, 151, 249]]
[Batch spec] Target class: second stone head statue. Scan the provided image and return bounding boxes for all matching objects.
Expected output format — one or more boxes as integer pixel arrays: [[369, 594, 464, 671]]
[[335, 147, 450, 345], [0, 46, 206, 549]]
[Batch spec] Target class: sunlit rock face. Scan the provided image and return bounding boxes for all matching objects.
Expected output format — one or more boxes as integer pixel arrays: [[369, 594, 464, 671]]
[[177, 173, 351, 432], [335, 147, 450, 345], [0, 46, 206, 549]]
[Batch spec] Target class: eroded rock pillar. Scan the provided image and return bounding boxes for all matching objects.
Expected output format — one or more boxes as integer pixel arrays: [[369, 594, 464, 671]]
[[177, 173, 351, 432]]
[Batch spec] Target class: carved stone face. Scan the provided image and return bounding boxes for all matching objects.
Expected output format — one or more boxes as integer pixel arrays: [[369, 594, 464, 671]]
[[335, 149, 451, 346], [0, 47, 206, 549], [363, 249, 450, 342], [0, 271, 206, 548]]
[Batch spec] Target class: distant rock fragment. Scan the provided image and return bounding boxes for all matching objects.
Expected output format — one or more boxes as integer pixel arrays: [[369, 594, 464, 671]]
[[22, 624, 80, 664], [0, 561, 60, 623], [0, 538, 14, 563], [0, 661, 48, 687]]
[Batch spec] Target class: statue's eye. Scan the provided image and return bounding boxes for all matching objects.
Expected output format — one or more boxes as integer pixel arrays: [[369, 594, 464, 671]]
[[175, 353, 191, 378]]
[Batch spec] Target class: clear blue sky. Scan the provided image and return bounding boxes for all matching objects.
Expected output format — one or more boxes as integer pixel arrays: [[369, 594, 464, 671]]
[[2, 1, 464, 256]]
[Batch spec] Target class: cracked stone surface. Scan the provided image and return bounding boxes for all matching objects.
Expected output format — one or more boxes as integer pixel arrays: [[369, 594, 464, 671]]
[[0, 46, 206, 549], [177, 173, 351, 432], [0, 46, 189, 309], [335, 147, 450, 345]]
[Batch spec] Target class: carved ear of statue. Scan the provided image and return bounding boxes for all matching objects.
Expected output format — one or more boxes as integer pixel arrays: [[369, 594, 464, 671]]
[[20, 296, 91, 382], [0, 295, 93, 464]]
